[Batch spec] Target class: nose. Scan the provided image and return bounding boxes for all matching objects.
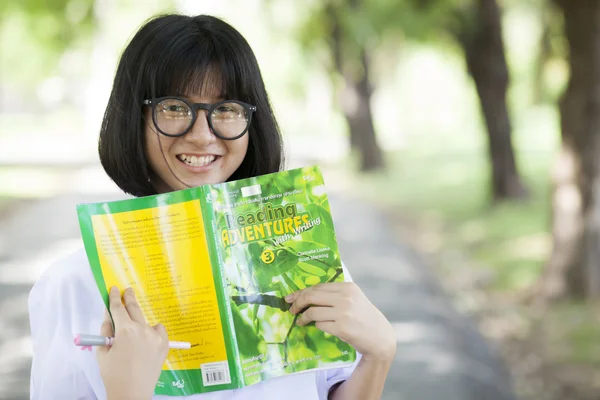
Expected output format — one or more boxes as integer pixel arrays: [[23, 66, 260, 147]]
[[183, 110, 215, 143]]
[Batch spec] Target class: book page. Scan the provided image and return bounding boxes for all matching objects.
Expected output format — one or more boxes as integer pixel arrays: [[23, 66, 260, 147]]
[[91, 200, 229, 374], [209, 166, 356, 386]]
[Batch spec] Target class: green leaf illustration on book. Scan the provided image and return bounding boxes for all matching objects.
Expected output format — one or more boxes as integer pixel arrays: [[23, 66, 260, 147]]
[[247, 242, 300, 290]]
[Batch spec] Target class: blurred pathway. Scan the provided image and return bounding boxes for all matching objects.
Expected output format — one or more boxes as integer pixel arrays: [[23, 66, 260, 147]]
[[0, 186, 122, 399], [0, 161, 518, 399]]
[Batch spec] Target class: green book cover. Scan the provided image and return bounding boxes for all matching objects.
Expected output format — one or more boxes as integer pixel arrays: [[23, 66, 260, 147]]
[[76, 165, 356, 396]]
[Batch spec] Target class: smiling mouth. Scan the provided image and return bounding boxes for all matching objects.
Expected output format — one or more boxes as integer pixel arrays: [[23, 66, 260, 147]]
[[177, 154, 218, 167]]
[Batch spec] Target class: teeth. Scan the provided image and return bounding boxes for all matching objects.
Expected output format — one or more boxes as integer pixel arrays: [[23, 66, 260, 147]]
[[179, 154, 216, 167]]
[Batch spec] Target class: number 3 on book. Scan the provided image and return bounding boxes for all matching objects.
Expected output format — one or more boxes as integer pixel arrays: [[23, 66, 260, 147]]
[[260, 249, 275, 264]]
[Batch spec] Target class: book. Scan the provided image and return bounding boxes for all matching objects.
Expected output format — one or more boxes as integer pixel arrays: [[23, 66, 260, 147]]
[[76, 165, 356, 396]]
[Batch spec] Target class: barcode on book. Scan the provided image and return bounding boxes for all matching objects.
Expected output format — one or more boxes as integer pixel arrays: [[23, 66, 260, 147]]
[[201, 361, 231, 386]]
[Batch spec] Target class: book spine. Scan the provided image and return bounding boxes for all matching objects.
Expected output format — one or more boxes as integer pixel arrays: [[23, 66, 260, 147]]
[[199, 185, 245, 387]]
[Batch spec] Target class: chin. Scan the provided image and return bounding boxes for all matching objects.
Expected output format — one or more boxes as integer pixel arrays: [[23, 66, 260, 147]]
[[179, 174, 223, 189], [158, 166, 237, 192]]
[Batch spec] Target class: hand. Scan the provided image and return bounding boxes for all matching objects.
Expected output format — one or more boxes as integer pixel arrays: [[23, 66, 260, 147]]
[[285, 282, 396, 363], [97, 286, 169, 400]]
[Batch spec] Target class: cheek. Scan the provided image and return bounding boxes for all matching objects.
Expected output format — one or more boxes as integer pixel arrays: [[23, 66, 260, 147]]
[[144, 128, 160, 166], [144, 125, 174, 169], [227, 136, 249, 161]]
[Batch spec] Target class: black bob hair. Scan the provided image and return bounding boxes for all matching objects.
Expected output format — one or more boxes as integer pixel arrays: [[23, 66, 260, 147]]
[[99, 14, 284, 197]]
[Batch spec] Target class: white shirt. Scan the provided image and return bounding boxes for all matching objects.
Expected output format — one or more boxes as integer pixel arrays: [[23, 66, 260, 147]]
[[28, 249, 357, 400]]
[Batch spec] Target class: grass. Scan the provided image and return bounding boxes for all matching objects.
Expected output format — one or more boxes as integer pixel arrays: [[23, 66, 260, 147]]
[[337, 142, 553, 291]]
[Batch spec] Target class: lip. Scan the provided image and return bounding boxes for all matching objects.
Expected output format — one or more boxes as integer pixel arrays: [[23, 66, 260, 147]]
[[177, 152, 221, 158]]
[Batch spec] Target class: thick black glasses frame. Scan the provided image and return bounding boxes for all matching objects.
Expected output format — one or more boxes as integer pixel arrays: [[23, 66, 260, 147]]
[[143, 97, 257, 140]]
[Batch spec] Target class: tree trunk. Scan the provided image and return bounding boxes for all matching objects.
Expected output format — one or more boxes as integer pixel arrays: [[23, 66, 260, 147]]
[[326, 2, 384, 171], [340, 49, 384, 171], [457, 0, 527, 201], [532, 3, 553, 105], [539, 0, 600, 300]]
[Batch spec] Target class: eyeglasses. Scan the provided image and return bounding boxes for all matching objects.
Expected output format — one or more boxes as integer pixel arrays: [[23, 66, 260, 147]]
[[143, 97, 256, 140]]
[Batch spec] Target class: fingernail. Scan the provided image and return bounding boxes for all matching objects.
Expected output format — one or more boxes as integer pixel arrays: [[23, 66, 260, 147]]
[[285, 294, 294, 302], [110, 286, 118, 294]]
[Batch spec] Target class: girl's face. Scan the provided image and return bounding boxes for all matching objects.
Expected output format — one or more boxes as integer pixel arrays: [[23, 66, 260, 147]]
[[144, 93, 249, 193]]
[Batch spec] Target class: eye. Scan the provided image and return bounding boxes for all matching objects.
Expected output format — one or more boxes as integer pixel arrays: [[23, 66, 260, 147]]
[[165, 105, 187, 112], [156, 99, 191, 118], [212, 102, 245, 120], [214, 106, 238, 114], [160, 104, 189, 114]]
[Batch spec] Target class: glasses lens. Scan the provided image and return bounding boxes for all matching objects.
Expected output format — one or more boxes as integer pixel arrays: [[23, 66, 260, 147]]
[[210, 102, 250, 138], [154, 98, 193, 135]]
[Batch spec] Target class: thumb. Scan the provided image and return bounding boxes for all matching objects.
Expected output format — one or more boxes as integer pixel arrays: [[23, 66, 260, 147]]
[[98, 308, 113, 355], [153, 323, 169, 358]]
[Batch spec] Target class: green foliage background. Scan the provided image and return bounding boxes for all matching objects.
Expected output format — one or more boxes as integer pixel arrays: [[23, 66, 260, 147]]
[[0, 0, 94, 94], [210, 166, 356, 385]]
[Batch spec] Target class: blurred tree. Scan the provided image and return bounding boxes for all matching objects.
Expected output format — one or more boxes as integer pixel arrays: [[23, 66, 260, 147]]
[[538, 0, 600, 300], [295, 0, 385, 171], [531, 0, 564, 105], [324, 0, 383, 171], [452, 0, 528, 200], [0, 0, 95, 96], [414, 0, 527, 200], [295, 0, 527, 198]]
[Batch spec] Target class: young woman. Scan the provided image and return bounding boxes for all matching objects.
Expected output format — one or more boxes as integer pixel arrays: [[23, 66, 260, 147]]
[[28, 14, 396, 400]]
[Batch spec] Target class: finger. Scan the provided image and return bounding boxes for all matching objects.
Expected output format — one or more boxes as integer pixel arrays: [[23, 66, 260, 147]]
[[100, 308, 114, 337], [107, 286, 130, 331], [296, 306, 338, 327], [289, 288, 336, 314], [122, 287, 146, 324], [285, 282, 347, 304], [153, 323, 168, 340]]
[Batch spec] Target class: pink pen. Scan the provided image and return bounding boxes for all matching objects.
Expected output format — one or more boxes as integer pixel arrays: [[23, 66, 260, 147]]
[[74, 334, 192, 350]]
